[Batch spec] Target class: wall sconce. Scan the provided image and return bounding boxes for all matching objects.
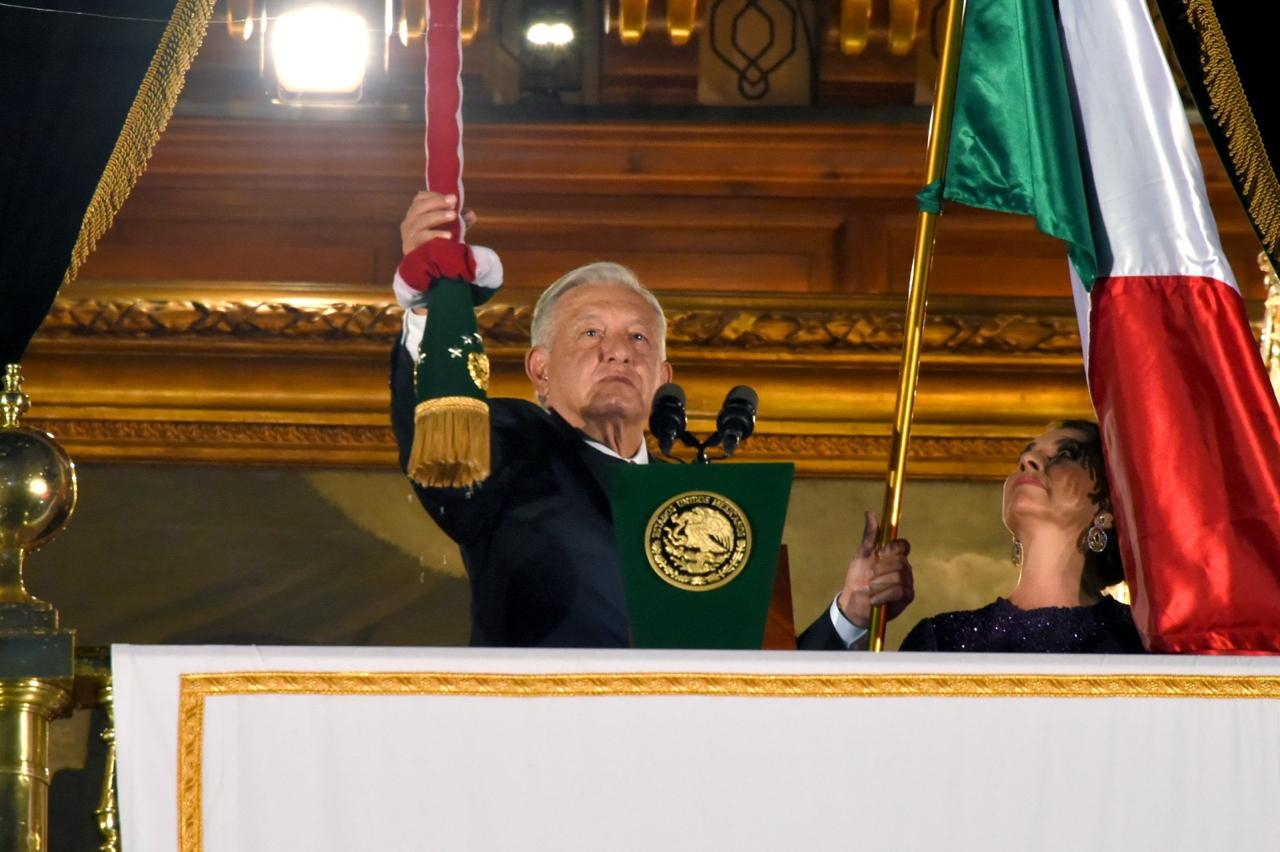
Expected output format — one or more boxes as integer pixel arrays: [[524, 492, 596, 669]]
[[526, 19, 576, 47], [522, 0, 580, 53], [487, 0, 599, 104]]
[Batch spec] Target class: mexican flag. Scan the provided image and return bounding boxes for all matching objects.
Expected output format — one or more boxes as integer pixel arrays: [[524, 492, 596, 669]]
[[934, 0, 1280, 652]]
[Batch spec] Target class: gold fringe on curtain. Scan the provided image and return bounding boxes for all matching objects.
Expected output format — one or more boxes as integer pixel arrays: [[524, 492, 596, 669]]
[[1184, 0, 1280, 257], [62, 0, 218, 286]]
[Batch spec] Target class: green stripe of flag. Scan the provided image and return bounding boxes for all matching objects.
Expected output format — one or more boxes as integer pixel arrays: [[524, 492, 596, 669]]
[[921, 0, 1098, 287]]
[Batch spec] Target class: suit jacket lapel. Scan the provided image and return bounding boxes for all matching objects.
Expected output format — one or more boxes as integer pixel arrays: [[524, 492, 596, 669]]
[[547, 408, 620, 517]]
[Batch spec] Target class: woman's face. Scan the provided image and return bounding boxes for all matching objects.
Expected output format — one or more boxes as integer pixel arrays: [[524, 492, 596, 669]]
[[1002, 427, 1103, 539]]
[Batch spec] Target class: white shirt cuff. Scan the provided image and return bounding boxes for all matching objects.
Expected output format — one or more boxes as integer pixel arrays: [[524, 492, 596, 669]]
[[401, 309, 427, 364], [829, 595, 869, 649], [394, 245, 503, 366], [393, 269, 430, 312], [395, 246, 504, 307]]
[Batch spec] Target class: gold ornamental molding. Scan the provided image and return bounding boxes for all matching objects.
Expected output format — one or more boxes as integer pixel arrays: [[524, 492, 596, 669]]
[[22, 419, 389, 450], [38, 293, 404, 344], [15, 417, 1032, 476], [21, 279, 1130, 476], [38, 284, 1265, 361], [715, 433, 1036, 477], [35, 281, 1085, 360], [745, 433, 1031, 460]]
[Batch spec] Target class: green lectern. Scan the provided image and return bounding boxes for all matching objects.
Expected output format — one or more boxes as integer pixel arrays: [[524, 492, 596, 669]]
[[608, 462, 794, 649]]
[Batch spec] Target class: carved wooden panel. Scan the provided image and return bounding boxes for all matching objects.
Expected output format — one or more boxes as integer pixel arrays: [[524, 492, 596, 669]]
[[75, 118, 1264, 302]]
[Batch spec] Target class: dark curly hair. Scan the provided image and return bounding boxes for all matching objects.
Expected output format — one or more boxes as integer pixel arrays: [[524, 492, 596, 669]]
[[1051, 419, 1125, 589]]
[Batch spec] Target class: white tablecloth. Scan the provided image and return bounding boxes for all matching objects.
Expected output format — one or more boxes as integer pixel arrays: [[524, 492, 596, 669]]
[[112, 645, 1280, 852]]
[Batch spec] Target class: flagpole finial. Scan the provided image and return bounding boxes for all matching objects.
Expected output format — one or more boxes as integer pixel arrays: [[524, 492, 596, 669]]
[[0, 377, 78, 606]]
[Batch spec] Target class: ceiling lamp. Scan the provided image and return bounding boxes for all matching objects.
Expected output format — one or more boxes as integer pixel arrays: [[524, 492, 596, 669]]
[[271, 5, 370, 102], [525, 20, 575, 47], [522, 1, 578, 49]]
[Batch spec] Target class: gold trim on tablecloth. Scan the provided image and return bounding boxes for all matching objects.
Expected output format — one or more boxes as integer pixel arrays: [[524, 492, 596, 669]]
[[176, 669, 1280, 851]]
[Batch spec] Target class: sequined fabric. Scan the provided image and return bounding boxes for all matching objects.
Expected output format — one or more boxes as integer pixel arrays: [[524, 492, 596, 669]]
[[899, 597, 1146, 653]]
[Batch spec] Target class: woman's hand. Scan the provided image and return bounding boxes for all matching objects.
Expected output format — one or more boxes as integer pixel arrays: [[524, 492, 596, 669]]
[[836, 510, 915, 629], [399, 191, 478, 255]]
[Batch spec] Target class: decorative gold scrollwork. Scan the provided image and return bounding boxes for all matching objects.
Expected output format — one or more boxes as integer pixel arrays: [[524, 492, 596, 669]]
[[619, 0, 649, 44], [887, 0, 919, 55], [668, 0, 698, 45], [839, 0, 871, 55], [37, 294, 1094, 356], [95, 678, 121, 852], [1260, 252, 1280, 401]]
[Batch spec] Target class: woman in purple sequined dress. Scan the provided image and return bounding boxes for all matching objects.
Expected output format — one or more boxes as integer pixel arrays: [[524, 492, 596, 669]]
[[900, 421, 1145, 653]]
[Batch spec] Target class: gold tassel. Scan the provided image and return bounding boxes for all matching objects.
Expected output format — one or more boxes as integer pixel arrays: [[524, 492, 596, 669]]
[[65, 0, 218, 286], [407, 396, 491, 488], [1185, 0, 1280, 256]]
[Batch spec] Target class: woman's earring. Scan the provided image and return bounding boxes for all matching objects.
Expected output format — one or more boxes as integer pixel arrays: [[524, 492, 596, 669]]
[[1011, 539, 1024, 568], [1086, 516, 1109, 553]]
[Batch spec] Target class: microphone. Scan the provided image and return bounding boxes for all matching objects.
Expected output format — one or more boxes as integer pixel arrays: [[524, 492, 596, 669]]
[[649, 383, 687, 457], [716, 385, 758, 457]]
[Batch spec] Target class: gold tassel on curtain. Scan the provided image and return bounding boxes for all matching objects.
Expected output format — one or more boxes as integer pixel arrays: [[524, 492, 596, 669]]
[[63, 0, 217, 286]]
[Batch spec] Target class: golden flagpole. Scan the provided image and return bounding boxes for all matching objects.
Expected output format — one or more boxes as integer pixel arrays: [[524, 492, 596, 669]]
[[867, 0, 968, 651]]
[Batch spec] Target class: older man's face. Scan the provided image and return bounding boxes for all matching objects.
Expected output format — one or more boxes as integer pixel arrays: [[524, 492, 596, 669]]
[[526, 282, 671, 428]]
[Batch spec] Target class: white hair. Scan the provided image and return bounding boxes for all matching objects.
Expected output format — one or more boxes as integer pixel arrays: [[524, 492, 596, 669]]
[[530, 262, 667, 359]]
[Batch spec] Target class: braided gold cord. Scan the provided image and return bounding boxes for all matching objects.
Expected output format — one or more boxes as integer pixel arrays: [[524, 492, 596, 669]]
[[1184, 0, 1280, 257], [63, 0, 217, 286]]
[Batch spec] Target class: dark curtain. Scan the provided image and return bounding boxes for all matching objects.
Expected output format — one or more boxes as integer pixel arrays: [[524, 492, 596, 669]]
[[1154, 1, 1280, 273], [0, 0, 212, 364]]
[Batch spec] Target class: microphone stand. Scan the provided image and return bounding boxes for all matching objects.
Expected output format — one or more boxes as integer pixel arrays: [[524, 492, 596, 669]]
[[654, 386, 754, 463], [662, 429, 721, 464]]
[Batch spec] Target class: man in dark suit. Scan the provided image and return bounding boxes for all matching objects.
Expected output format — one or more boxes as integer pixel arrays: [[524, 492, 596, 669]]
[[391, 191, 914, 648]]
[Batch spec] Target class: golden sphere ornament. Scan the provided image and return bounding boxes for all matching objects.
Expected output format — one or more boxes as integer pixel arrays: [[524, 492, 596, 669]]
[[0, 365, 77, 605]]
